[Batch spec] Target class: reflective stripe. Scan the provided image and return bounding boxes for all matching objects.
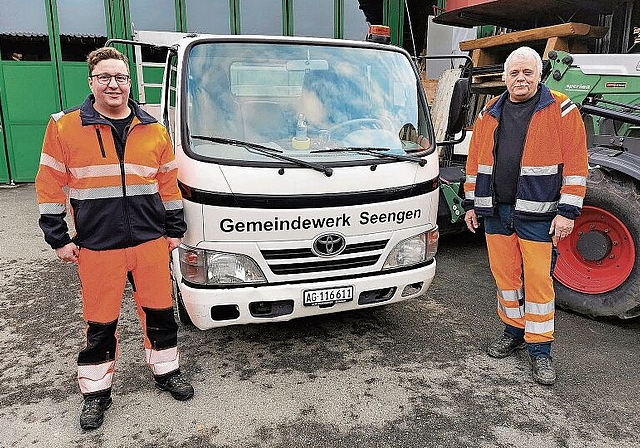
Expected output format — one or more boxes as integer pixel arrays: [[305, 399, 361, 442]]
[[77, 360, 115, 395], [39, 203, 66, 214], [465, 174, 476, 184], [70, 164, 121, 178], [560, 193, 584, 207], [69, 183, 159, 200], [69, 163, 157, 179], [498, 300, 525, 319], [163, 199, 183, 210], [145, 347, 180, 376], [561, 99, 577, 117], [125, 163, 158, 177], [477, 164, 493, 175], [525, 319, 554, 334], [525, 300, 555, 315], [158, 160, 178, 173], [498, 288, 525, 318], [499, 288, 524, 302], [465, 191, 475, 200], [563, 175, 586, 187], [515, 198, 557, 213], [521, 165, 558, 176], [475, 196, 493, 208], [52, 111, 65, 122], [40, 153, 66, 173]]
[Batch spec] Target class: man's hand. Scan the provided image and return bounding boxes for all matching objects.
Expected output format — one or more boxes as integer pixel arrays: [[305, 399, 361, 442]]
[[166, 237, 182, 251], [550, 215, 575, 242], [464, 210, 479, 233], [55, 242, 79, 263]]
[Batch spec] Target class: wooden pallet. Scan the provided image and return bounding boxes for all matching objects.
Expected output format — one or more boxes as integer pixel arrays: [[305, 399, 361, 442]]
[[459, 22, 609, 87]]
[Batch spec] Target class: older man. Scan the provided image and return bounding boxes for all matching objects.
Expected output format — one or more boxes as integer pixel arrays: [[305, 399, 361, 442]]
[[463, 46, 588, 385]]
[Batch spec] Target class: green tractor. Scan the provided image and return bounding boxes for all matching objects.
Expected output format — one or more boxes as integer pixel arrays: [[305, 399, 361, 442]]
[[545, 50, 640, 318]]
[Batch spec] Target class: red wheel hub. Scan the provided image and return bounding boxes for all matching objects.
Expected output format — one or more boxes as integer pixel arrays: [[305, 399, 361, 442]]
[[554, 205, 635, 294]]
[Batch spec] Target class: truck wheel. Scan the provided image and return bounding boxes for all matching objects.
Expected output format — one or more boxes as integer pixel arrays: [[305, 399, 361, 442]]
[[171, 274, 194, 328], [553, 169, 640, 318]]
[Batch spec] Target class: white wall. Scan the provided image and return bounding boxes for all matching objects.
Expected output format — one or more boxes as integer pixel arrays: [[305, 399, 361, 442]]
[[424, 16, 476, 80]]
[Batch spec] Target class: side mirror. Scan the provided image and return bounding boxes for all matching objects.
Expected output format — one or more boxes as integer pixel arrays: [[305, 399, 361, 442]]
[[447, 77, 470, 135]]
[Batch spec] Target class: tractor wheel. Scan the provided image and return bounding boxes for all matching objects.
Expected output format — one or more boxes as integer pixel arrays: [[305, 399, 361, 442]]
[[553, 168, 640, 318]]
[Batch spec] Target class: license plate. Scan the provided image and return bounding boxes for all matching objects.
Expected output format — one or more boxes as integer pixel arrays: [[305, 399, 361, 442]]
[[303, 286, 354, 306]]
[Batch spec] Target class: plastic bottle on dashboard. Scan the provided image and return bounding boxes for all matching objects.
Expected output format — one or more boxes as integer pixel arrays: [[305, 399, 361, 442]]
[[292, 113, 310, 149], [296, 113, 308, 140]]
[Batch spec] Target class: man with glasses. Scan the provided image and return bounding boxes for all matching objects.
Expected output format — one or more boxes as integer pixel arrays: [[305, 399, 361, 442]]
[[35, 47, 194, 430]]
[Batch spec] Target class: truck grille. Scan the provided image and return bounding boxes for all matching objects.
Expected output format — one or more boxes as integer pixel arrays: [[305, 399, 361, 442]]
[[261, 240, 388, 275]]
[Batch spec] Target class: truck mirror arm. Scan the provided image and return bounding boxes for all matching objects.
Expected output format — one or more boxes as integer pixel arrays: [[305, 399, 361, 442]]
[[436, 128, 467, 146]]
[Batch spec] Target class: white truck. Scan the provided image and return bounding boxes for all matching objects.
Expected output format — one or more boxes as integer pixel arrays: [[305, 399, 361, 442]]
[[114, 29, 443, 329]]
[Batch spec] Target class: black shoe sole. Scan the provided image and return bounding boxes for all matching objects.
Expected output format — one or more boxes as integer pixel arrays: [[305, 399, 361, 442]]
[[532, 374, 557, 385], [80, 397, 112, 430], [155, 382, 194, 401], [487, 341, 526, 358]]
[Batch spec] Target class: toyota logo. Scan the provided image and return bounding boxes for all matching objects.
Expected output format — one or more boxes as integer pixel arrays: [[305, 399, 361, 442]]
[[312, 233, 346, 257]]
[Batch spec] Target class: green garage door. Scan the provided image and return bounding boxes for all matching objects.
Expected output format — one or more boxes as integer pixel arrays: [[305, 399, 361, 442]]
[[0, 96, 8, 183], [1, 63, 59, 182], [0, 0, 61, 183]]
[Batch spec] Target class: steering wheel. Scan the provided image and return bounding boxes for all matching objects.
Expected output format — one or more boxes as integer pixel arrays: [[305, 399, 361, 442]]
[[328, 118, 388, 140]]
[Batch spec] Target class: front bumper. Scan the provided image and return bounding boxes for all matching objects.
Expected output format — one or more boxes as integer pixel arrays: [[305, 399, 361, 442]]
[[178, 260, 436, 330]]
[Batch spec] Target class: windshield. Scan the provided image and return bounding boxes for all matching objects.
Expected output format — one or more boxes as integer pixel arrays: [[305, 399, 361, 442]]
[[185, 40, 434, 164]]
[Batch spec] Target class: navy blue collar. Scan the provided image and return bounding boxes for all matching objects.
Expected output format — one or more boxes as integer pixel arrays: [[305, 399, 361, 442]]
[[486, 83, 555, 119], [79, 94, 157, 126]]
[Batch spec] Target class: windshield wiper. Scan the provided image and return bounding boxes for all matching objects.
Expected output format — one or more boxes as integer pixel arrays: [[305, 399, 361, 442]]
[[310, 146, 426, 166], [191, 135, 333, 177]]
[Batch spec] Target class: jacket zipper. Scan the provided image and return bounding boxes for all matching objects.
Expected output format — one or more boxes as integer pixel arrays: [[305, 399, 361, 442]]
[[119, 123, 135, 246], [95, 128, 106, 158], [490, 120, 499, 208], [103, 120, 139, 247]]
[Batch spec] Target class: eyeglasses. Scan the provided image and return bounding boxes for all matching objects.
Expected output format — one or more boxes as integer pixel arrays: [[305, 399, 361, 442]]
[[90, 73, 130, 85]]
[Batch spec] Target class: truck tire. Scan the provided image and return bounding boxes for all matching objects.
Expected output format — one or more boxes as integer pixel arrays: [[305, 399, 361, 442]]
[[553, 168, 640, 318]]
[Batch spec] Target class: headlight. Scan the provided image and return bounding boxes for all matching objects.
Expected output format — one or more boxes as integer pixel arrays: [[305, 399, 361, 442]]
[[382, 227, 439, 270], [179, 246, 266, 285]]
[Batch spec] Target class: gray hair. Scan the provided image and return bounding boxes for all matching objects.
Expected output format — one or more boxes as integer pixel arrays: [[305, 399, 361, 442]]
[[503, 46, 543, 76]]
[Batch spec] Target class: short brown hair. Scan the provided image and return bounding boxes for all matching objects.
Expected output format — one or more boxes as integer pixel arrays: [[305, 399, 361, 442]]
[[87, 47, 129, 75]]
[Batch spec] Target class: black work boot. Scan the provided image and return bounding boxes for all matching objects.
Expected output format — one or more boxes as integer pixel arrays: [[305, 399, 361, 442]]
[[79, 395, 112, 430], [155, 372, 194, 401], [530, 355, 557, 385], [487, 335, 526, 358]]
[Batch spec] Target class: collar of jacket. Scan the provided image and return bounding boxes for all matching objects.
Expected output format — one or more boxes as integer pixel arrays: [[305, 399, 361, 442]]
[[78, 94, 157, 127], [486, 83, 555, 119]]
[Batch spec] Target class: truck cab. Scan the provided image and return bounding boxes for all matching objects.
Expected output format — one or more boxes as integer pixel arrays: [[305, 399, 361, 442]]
[[127, 31, 440, 329]]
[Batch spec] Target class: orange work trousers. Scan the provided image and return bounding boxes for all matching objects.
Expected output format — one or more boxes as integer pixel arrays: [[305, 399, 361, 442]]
[[76, 237, 180, 397], [483, 204, 557, 346], [485, 232, 556, 344]]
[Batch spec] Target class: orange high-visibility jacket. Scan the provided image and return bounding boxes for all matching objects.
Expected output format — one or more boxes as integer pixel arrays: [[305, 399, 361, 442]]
[[464, 84, 588, 220], [36, 95, 186, 250]]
